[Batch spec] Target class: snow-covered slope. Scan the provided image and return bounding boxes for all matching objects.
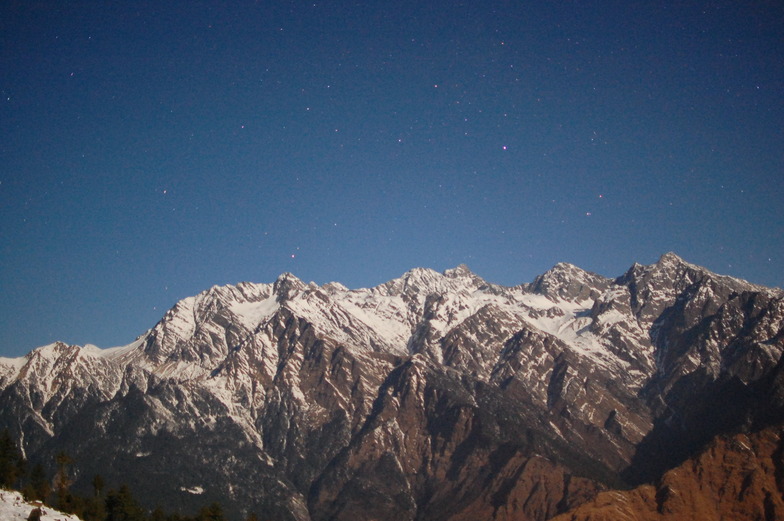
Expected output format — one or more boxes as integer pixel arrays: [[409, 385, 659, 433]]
[[0, 253, 781, 521], [0, 490, 81, 521]]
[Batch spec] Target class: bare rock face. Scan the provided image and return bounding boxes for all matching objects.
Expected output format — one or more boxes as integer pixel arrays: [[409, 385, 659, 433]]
[[552, 425, 784, 521], [0, 253, 782, 520]]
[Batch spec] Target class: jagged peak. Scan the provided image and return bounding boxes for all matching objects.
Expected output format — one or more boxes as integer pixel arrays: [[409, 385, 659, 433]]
[[537, 262, 595, 279], [403, 266, 441, 279], [647, 252, 769, 293], [645, 253, 745, 288], [652, 252, 707, 276], [273, 272, 306, 301], [385, 267, 438, 288], [27, 341, 78, 358], [154, 283, 269, 332], [276, 271, 300, 282], [399, 267, 444, 294], [657, 251, 686, 266], [11, 341, 111, 383], [321, 281, 349, 294], [530, 262, 610, 302], [375, 265, 487, 298], [618, 253, 697, 283], [615, 253, 779, 325], [443, 264, 472, 278], [443, 264, 489, 288], [552, 261, 581, 271]]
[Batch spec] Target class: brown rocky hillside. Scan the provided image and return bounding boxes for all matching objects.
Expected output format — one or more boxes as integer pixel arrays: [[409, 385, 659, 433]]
[[551, 425, 784, 521]]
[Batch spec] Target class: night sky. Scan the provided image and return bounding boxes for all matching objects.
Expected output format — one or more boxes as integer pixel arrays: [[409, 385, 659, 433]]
[[1, 1, 782, 357]]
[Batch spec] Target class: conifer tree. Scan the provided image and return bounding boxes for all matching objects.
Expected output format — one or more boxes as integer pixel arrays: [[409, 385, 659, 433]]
[[198, 502, 225, 521], [92, 474, 105, 497], [105, 485, 146, 521], [81, 493, 107, 521], [15, 454, 27, 489], [54, 451, 74, 511], [25, 463, 50, 502], [0, 429, 22, 487]]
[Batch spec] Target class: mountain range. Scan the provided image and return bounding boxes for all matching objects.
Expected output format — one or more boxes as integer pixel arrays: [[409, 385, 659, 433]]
[[1, 253, 782, 520]]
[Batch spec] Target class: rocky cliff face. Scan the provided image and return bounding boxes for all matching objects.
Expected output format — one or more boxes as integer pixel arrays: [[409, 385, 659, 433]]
[[0, 253, 781, 520]]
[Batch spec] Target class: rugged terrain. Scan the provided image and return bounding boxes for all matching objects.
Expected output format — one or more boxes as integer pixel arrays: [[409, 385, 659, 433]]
[[0, 253, 782, 520], [551, 424, 784, 521]]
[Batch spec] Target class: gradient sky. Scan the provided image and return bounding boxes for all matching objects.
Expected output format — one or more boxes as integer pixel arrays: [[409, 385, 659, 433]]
[[1, 1, 782, 357]]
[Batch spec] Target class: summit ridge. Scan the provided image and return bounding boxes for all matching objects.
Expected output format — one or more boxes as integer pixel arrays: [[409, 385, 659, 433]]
[[0, 255, 782, 520]]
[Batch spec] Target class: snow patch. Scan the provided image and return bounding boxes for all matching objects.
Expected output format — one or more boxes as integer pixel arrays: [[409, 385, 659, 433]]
[[88, 337, 146, 359], [229, 296, 280, 330], [0, 489, 82, 520], [0, 356, 27, 371]]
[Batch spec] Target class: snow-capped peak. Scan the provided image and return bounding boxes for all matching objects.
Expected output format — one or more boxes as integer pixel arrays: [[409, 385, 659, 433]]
[[529, 262, 610, 302], [443, 264, 472, 278]]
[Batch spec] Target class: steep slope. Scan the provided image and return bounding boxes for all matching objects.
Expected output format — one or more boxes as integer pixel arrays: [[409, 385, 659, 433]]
[[0, 253, 781, 520], [551, 425, 784, 521], [621, 254, 784, 482]]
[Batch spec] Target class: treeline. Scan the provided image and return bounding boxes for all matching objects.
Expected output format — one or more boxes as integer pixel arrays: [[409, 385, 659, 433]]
[[0, 430, 262, 521]]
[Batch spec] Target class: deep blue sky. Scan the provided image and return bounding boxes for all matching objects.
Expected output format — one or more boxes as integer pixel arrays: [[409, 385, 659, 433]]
[[1, 1, 782, 356]]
